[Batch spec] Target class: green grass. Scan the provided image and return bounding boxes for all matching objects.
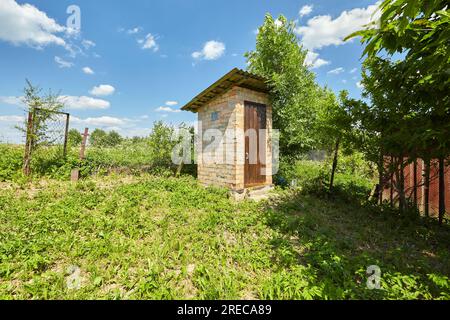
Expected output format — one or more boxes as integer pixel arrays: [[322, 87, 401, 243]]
[[1, 174, 449, 300]]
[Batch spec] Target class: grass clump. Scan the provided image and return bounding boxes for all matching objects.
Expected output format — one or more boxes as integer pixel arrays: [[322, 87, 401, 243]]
[[1, 174, 449, 300]]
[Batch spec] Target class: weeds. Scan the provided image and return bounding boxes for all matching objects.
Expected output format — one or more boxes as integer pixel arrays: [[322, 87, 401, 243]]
[[1, 174, 449, 299]]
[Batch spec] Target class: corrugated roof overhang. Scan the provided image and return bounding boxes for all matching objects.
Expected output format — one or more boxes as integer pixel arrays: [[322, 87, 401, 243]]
[[181, 68, 269, 112]]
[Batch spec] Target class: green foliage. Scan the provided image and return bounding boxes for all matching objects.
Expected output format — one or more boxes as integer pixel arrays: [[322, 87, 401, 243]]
[[246, 14, 322, 158], [277, 154, 376, 202], [90, 129, 123, 148], [0, 144, 24, 181], [147, 121, 177, 169], [345, 1, 449, 220], [105, 131, 123, 147], [0, 121, 193, 182], [67, 129, 82, 147], [349, 0, 449, 92], [89, 129, 107, 147], [1, 174, 448, 299]]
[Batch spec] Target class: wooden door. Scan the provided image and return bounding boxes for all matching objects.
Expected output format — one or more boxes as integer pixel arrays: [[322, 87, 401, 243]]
[[244, 101, 267, 187]]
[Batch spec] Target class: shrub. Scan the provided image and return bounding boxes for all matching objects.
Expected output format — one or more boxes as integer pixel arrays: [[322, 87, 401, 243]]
[[0, 144, 23, 181]]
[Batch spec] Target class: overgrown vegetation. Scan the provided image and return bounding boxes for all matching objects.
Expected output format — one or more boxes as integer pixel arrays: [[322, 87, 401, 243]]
[[0, 121, 194, 182], [0, 0, 448, 301], [0, 173, 449, 299], [246, 3, 449, 222]]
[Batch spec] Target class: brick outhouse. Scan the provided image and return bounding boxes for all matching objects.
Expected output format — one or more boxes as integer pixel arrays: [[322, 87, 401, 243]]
[[182, 68, 274, 197]]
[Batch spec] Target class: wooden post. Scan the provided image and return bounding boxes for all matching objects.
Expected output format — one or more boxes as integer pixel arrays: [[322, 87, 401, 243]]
[[80, 128, 89, 160], [23, 110, 35, 176], [62, 113, 70, 158], [71, 128, 89, 182]]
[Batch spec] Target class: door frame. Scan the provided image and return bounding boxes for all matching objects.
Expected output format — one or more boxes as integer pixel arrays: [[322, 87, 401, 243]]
[[244, 100, 267, 188]]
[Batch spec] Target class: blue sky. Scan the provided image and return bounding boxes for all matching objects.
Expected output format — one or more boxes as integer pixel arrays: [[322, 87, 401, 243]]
[[0, 0, 380, 143]]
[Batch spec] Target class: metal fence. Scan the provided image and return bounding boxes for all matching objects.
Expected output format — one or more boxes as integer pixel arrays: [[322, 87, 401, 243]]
[[23, 107, 70, 175]]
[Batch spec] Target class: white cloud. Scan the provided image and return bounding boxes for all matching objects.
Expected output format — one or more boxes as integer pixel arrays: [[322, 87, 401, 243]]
[[327, 67, 345, 75], [304, 51, 330, 69], [295, 2, 381, 51], [350, 67, 358, 74], [81, 39, 96, 49], [127, 27, 142, 34], [72, 116, 126, 127], [82, 67, 95, 75], [0, 115, 24, 122], [155, 106, 181, 113], [89, 85, 115, 97], [0, 96, 24, 106], [1, 95, 109, 110], [192, 40, 226, 61], [274, 19, 283, 28], [55, 56, 74, 68], [299, 5, 313, 17], [59, 96, 110, 110], [0, 0, 67, 48], [139, 33, 159, 52], [165, 101, 178, 106]]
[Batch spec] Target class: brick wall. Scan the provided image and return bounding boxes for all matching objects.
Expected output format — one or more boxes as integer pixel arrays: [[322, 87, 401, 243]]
[[197, 86, 272, 190]]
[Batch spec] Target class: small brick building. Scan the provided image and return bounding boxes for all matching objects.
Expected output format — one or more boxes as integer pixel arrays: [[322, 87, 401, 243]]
[[182, 68, 273, 195]]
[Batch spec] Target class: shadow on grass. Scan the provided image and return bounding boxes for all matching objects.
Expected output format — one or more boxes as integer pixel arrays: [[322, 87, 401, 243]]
[[261, 189, 450, 299]]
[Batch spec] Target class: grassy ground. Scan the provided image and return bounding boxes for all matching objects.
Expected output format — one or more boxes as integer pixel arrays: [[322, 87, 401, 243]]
[[1, 175, 449, 299]]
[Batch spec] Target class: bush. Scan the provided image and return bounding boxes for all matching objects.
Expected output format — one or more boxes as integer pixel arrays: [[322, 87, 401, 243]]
[[0, 144, 23, 181], [276, 153, 375, 203], [0, 122, 196, 181]]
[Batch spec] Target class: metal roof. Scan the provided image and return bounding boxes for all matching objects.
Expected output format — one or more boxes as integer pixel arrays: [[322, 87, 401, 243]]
[[181, 68, 269, 112]]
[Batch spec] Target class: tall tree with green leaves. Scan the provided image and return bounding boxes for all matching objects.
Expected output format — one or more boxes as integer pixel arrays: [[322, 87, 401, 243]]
[[67, 129, 83, 147], [89, 129, 108, 147], [315, 89, 355, 192], [245, 14, 321, 160], [19, 80, 64, 175], [348, 0, 450, 221]]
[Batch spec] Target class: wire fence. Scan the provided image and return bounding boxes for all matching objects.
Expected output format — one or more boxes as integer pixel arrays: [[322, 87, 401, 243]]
[[23, 107, 70, 175]]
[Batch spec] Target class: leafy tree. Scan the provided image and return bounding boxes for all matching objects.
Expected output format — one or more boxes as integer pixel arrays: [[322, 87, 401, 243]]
[[315, 89, 355, 192], [89, 129, 108, 147], [104, 131, 123, 147], [348, 0, 450, 221], [18, 80, 64, 175], [67, 129, 82, 147], [147, 121, 176, 168], [89, 129, 123, 147], [245, 14, 321, 159]]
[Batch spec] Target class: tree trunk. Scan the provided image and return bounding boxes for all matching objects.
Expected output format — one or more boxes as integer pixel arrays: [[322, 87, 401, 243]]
[[390, 156, 394, 207], [424, 158, 430, 217], [329, 137, 340, 193], [378, 149, 384, 205], [413, 160, 418, 210], [438, 157, 446, 225], [399, 159, 406, 214], [394, 156, 406, 214]]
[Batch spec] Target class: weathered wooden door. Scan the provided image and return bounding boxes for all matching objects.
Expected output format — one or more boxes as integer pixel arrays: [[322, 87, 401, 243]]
[[244, 101, 267, 187]]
